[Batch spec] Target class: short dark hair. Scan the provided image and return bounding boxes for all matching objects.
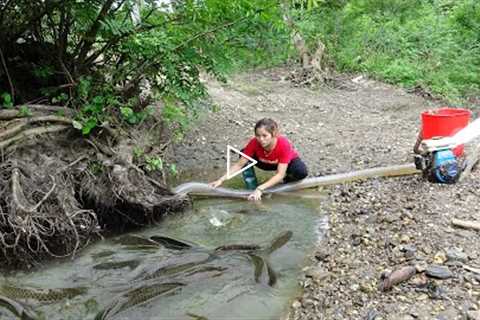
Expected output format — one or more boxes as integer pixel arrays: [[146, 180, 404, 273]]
[[254, 118, 278, 135]]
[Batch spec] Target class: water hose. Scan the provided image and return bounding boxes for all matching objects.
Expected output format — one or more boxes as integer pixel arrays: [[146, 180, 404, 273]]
[[173, 163, 419, 199]]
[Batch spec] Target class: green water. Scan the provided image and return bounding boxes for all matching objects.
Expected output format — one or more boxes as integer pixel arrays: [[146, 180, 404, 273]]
[[1, 196, 326, 320]]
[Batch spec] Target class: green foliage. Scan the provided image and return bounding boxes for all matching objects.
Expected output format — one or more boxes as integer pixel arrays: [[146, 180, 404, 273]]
[[145, 156, 163, 172], [120, 105, 154, 125], [1, 92, 13, 108], [294, 0, 480, 102], [0, 0, 289, 135], [2, 0, 476, 132], [18, 105, 32, 117]]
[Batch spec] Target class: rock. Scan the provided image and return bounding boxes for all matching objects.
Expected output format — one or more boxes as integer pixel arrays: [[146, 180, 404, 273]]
[[400, 244, 417, 259], [292, 300, 302, 309], [410, 273, 428, 286], [415, 262, 428, 273], [400, 234, 410, 243], [426, 265, 453, 279], [384, 213, 401, 223], [446, 248, 468, 263], [435, 307, 459, 320], [315, 249, 330, 262], [467, 311, 480, 320], [434, 251, 447, 264], [304, 266, 330, 282]]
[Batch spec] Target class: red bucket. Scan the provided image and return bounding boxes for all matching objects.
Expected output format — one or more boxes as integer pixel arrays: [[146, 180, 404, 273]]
[[421, 107, 471, 157]]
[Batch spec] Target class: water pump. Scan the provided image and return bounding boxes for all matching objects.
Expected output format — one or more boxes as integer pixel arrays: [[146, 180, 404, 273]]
[[414, 148, 461, 184]]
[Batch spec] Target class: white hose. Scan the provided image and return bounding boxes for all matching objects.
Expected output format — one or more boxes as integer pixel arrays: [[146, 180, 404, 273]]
[[172, 163, 419, 199]]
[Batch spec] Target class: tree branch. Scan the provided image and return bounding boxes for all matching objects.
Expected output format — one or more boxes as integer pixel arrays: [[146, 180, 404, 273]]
[[0, 47, 15, 101], [77, 0, 116, 66]]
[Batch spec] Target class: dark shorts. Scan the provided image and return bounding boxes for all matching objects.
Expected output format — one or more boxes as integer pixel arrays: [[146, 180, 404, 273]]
[[255, 157, 308, 183]]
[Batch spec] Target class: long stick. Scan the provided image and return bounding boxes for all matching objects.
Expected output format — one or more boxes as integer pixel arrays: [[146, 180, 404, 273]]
[[452, 218, 480, 231], [0, 47, 14, 101]]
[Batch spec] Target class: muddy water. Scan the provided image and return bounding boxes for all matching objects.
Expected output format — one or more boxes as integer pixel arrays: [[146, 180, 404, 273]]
[[1, 196, 327, 320]]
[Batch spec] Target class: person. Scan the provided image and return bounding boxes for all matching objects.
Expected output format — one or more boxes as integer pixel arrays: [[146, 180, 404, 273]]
[[209, 118, 308, 201]]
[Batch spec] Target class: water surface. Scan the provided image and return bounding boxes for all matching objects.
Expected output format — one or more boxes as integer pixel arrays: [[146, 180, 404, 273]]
[[1, 196, 326, 320]]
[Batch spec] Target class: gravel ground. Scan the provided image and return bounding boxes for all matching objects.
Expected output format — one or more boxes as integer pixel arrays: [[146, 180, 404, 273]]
[[169, 67, 480, 320]]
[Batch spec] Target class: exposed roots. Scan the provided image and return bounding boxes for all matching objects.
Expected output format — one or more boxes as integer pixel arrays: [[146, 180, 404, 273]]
[[77, 141, 189, 233], [0, 110, 187, 269], [0, 160, 98, 268]]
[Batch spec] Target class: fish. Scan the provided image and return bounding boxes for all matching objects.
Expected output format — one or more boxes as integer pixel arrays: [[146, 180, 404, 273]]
[[132, 231, 292, 287], [149, 235, 197, 251], [186, 312, 209, 320], [0, 285, 87, 303], [114, 235, 159, 249], [95, 282, 184, 320], [93, 260, 141, 271], [214, 244, 261, 252], [0, 295, 39, 320], [248, 254, 277, 286], [130, 252, 212, 282], [215, 231, 292, 287]]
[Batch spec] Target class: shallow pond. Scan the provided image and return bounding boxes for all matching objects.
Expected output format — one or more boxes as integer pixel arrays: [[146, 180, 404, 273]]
[[1, 195, 327, 320]]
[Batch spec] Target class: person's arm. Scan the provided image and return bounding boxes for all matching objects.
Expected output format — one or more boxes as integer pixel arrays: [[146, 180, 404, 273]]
[[248, 163, 287, 201], [209, 156, 249, 188]]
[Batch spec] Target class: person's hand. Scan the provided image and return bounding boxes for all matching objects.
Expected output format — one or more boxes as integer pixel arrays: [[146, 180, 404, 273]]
[[209, 178, 224, 188], [248, 188, 263, 201]]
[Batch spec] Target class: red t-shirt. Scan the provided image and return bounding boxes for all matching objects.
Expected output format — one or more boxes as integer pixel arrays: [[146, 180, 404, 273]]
[[243, 135, 299, 165]]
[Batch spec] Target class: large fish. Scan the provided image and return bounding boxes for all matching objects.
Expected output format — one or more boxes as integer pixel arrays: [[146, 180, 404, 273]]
[[214, 231, 293, 287], [95, 282, 184, 320], [96, 232, 292, 319], [149, 235, 198, 251], [0, 285, 87, 303], [0, 295, 39, 320]]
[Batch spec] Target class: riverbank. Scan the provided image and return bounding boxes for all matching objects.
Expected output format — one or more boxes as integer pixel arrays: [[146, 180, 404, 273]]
[[169, 66, 480, 320]]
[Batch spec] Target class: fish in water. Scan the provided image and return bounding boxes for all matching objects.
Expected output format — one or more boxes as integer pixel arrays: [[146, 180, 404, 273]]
[[0, 295, 39, 320], [116, 233, 198, 251], [95, 282, 184, 320], [0, 285, 87, 303], [93, 259, 141, 271], [248, 254, 277, 286], [149, 235, 197, 251], [131, 252, 212, 282], [186, 312, 209, 320], [214, 231, 292, 287], [114, 235, 159, 249]]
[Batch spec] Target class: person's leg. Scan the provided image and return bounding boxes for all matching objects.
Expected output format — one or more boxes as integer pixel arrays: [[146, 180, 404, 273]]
[[239, 150, 277, 189], [242, 166, 258, 190], [284, 158, 308, 183], [242, 161, 278, 189]]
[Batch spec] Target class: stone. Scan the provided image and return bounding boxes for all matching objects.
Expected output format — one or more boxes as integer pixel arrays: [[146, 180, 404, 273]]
[[467, 311, 480, 320], [426, 265, 453, 279], [400, 234, 410, 243], [292, 300, 302, 309], [446, 248, 468, 263], [304, 266, 330, 282], [401, 244, 417, 259], [415, 262, 428, 273], [434, 251, 447, 264], [435, 307, 458, 320]]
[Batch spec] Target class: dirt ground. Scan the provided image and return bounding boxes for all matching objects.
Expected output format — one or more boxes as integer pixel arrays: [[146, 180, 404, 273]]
[[169, 67, 480, 320]]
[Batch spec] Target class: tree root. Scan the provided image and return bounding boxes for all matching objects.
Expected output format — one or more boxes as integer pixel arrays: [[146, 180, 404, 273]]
[[0, 160, 99, 268], [0, 124, 70, 150], [0, 108, 186, 269]]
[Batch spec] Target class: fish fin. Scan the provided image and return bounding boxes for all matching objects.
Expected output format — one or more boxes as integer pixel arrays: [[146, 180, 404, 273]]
[[264, 231, 292, 255], [265, 260, 277, 287], [248, 254, 265, 284]]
